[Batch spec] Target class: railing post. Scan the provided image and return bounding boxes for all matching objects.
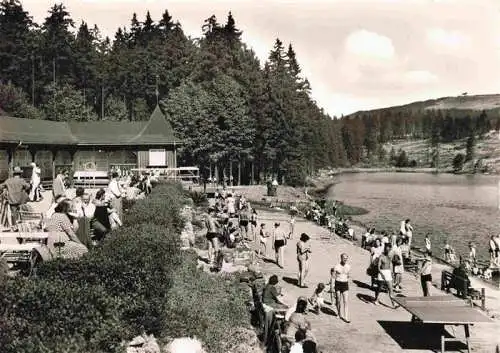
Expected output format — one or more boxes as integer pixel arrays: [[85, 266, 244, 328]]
[[481, 288, 486, 311]]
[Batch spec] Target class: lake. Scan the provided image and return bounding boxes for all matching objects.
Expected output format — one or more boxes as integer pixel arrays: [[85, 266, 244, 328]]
[[328, 172, 500, 261]]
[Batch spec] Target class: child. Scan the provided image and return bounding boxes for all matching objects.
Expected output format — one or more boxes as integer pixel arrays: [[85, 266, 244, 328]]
[[289, 329, 306, 353], [308, 283, 326, 314], [289, 214, 296, 239], [258, 223, 269, 257]]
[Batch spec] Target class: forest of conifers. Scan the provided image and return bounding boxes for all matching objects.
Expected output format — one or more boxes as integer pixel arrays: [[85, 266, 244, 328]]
[[1, 1, 498, 184]]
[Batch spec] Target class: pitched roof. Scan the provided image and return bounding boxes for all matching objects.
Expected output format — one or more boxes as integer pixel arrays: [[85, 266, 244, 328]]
[[0, 116, 77, 144], [0, 106, 181, 146], [67, 121, 145, 145], [129, 105, 180, 145]]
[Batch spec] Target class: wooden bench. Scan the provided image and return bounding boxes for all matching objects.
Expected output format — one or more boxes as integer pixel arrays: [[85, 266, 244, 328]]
[[0, 242, 42, 274], [73, 171, 109, 188], [441, 270, 486, 311], [0, 232, 49, 245]]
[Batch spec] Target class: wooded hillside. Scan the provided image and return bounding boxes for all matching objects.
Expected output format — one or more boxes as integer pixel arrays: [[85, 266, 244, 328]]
[[1, 1, 499, 183]]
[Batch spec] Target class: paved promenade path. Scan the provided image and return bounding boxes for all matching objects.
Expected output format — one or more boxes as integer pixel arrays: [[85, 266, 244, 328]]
[[252, 209, 500, 353]]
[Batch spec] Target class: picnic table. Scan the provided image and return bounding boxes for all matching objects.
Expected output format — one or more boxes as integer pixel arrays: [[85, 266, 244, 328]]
[[394, 295, 493, 353]]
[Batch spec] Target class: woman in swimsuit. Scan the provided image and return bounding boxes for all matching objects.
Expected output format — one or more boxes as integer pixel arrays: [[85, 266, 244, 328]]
[[272, 222, 287, 268], [296, 233, 311, 288]]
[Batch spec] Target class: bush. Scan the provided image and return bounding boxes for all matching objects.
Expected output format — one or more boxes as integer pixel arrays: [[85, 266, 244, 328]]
[[162, 251, 251, 352], [0, 278, 130, 353], [453, 153, 465, 172], [0, 182, 250, 353]]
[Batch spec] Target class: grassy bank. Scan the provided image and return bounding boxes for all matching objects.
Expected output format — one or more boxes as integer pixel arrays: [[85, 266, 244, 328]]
[[0, 183, 250, 353]]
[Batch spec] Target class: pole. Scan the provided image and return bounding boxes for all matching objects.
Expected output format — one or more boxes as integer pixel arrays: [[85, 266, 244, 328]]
[[155, 74, 159, 105], [31, 54, 35, 106], [498, 178, 500, 210], [52, 58, 56, 85], [101, 86, 105, 120]]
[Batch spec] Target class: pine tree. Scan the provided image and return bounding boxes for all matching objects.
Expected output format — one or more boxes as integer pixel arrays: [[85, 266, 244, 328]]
[[0, 0, 35, 94], [40, 4, 75, 88]]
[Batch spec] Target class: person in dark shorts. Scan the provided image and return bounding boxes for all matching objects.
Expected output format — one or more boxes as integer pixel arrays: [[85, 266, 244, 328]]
[[238, 205, 251, 239], [205, 207, 221, 264], [332, 253, 351, 322], [250, 208, 258, 240], [272, 222, 287, 268], [419, 251, 433, 297]]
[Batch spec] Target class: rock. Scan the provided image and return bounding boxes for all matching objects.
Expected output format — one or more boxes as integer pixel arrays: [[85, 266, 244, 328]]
[[126, 334, 160, 353], [164, 337, 206, 353]]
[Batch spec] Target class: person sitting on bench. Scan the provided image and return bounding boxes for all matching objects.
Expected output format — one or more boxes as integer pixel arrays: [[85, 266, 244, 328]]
[[451, 262, 471, 298]]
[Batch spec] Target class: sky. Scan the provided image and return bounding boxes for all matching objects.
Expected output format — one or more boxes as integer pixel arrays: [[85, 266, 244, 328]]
[[20, 0, 500, 117]]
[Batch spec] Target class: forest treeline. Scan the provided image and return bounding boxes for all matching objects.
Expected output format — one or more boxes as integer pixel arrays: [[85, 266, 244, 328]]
[[1, 1, 499, 184]]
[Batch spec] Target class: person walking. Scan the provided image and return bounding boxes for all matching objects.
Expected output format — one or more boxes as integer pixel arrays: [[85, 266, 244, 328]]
[[52, 169, 68, 201], [419, 252, 433, 297], [297, 233, 311, 288], [205, 207, 221, 265], [29, 163, 42, 202], [272, 222, 287, 268], [374, 243, 397, 308], [289, 213, 296, 239], [0, 166, 30, 229], [333, 253, 351, 323]]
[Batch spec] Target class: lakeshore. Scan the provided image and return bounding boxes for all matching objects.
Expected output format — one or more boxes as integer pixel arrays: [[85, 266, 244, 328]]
[[249, 207, 500, 352]]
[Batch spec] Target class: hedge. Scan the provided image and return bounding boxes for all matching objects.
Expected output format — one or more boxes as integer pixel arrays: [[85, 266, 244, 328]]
[[0, 182, 250, 353]]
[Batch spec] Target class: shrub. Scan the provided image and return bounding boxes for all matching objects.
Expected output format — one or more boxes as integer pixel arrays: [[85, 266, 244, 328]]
[[0, 278, 129, 353], [161, 251, 251, 352], [453, 153, 465, 172], [0, 182, 250, 353]]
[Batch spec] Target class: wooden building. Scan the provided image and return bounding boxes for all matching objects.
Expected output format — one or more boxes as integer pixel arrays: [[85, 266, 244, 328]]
[[0, 105, 181, 181]]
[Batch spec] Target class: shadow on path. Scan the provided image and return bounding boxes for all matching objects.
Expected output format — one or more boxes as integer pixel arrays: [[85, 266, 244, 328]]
[[377, 321, 467, 351], [352, 279, 373, 290], [356, 293, 375, 304], [282, 276, 299, 286]]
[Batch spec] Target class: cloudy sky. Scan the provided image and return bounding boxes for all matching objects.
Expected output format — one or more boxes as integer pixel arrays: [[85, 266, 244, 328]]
[[20, 0, 500, 116]]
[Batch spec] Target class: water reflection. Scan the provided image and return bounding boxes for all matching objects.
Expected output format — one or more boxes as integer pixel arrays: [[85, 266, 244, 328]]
[[329, 173, 500, 260]]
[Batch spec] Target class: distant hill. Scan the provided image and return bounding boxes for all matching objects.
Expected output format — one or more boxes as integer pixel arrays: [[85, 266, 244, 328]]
[[347, 94, 500, 117]]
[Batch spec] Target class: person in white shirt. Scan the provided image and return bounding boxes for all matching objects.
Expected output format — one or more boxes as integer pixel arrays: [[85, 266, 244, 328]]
[[289, 329, 306, 353], [468, 242, 476, 265], [29, 164, 42, 202], [425, 234, 431, 254], [107, 172, 123, 220], [226, 193, 236, 217], [381, 231, 389, 245], [80, 193, 96, 219]]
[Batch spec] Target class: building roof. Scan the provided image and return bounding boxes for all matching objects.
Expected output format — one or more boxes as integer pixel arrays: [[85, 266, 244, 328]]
[[0, 106, 181, 146], [0, 116, 77, 144]]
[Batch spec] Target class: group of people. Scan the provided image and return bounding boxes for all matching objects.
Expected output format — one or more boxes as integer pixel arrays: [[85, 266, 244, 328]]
[[259, 250, 352, 353], [204, 187, 259, 265], [0, 165, 155, 261]]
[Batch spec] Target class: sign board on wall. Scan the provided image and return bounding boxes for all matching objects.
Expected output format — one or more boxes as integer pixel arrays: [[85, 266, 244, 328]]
[[149, 149, 166, 166]]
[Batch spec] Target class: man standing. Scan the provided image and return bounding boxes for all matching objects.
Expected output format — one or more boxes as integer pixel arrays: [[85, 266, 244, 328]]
[[107, 172, 124, 220], [0, 166, 30, 229], [52, 169, 68, 201]]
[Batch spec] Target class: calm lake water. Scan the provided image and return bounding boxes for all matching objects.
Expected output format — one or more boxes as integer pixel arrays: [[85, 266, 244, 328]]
[[328, 172, 500, 261]]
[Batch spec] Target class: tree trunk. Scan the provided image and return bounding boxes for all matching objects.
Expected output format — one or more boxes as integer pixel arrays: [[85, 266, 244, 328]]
[[238, 160, 241, 186], [251, 161, 254, 185]]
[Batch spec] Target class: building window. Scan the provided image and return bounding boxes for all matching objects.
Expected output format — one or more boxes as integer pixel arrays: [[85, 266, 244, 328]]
[[149, 149, 166, 167]]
